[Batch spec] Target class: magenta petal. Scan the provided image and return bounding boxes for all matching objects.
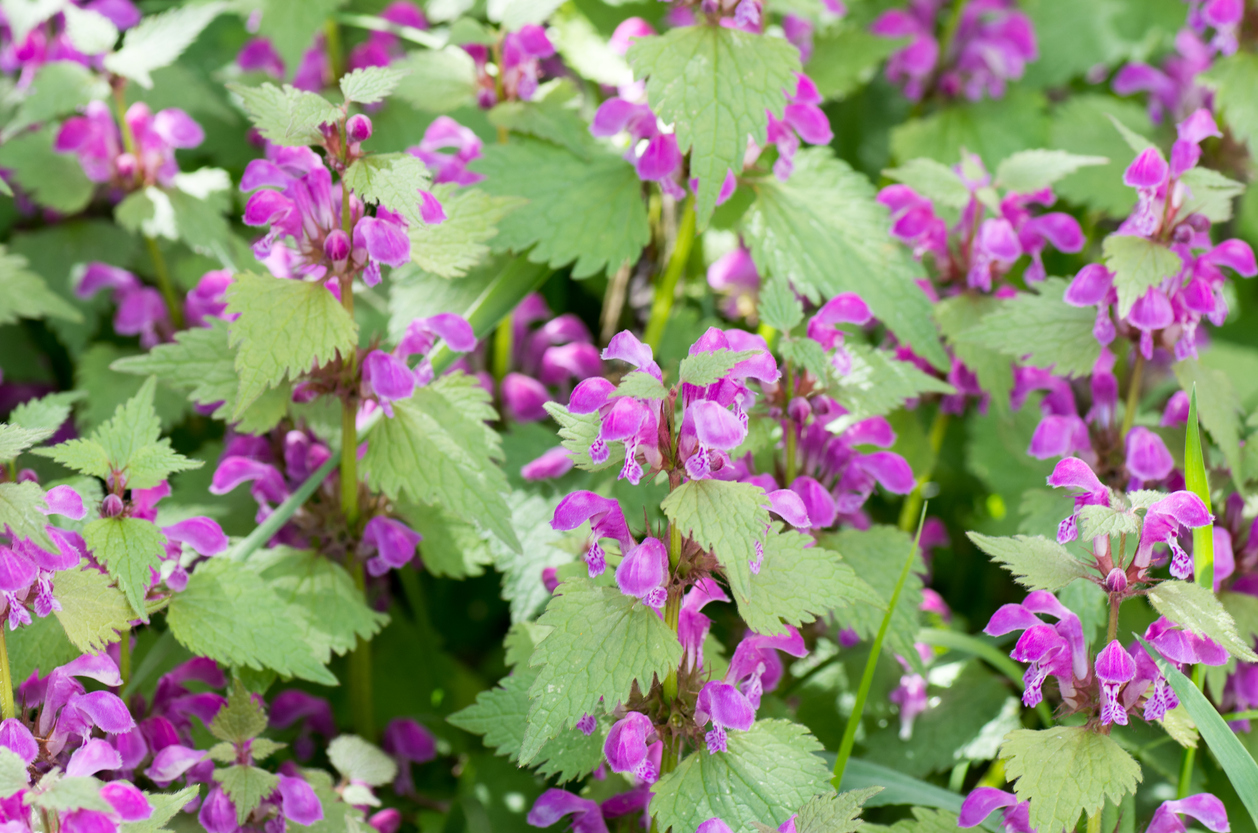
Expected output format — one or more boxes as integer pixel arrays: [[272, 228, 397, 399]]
[[1047, 457, 1106, 494], [790, 476, 837, 529], [100, 781, 151, 822], [62, 810, 116, 833], [67, 738, 123, 777], [244, 189, 295, 226], [0, 719, 37, 763], [603, 331, 660, 378], [959, 788, 1018, 829], [1125, 427, 1174, 481], [695, 681, 755, 731], [984, 604, 1042, 636], [568, 378, 615, 414], [153, 109, 204, 148], [690, 400, 747, 450], [1113, 63, 1171, 96], [978, 218, 1021, 261], [357, 217, 412, 267], [423, 313, 476, 352], [1150, 491, 1212, 527], [1094, 640, 1136, 682], [636, 135, 682, 182], [591, 98, 642, 137], [615, 537, 668, 600], [766, 489, 810, 528], [418, 191, 446, 224], [813, 292, 872, 327], [162, 517, 228, 557], [43, 485, 86, 520], [279, 775, 324, 825], [364, 350, 417, 408], [0, 547, 36, 592], [362, 516, 421, 571], [521, 447, 574, 481], [199, 788, 238, 833], [77, 263, 139, 298], [146, 744, 207, 782], [1177, 109, 1222, 145], [1025, 213, 1084, 253], [1206, 239, 1257, 276], [62, 653, 124, 685], [383, 718, 437, 763], [1124, 148, 1169, 188], [1064, 264, 1113, 306], [71, 691, 135, 733], [603, 711, 653, 773], [697, 821, 736, 833], [210, 457, 287, 502], [856, 452, 914, 494], [527, 789, 605, 831], [502, 373, 551, 422]]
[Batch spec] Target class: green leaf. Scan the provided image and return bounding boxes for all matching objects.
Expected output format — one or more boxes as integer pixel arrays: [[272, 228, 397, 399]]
[[361, 373, 518, 550], [520, 578, 682, 764], [2, 61, 104, 141], [678, 349, 760, 386], [1103, 235, 1182, 318], [214, 766, 280, 825], [339, 66, 407, 104], [778, 338, 831, 385], [391, 48, 477, 112], [166, 558, 336, 685], [0, 426, 49, 463], [1184, 387, 1214, 589], [0, 245, 82, 325], [1135, 634, 1258, 829], [487, 0, 565, 28], [0, 749, 28, 799], [611, 371, 669, 401], [472, 138, 650, 279], [408, 184, 522, 278], [210, 679, 268, 744], [0, 125, 93, 213], [485, 491, 576, 623], [487, 79, 594, 159], [891, 90, 1048, 169], [1076, 505, 1141, 540], [1201, 52, 1258, 157], [967, 532, 1090, 592], [7, 613, 80, 683], [829, 343, 955, 429], [342, 153, 434, 229], [121, 786, 201, 833], [27, 776, 113, 813], [82, 518, 164, 619], [650, 720, 831, 833], [0, 482, 56, 551], [255, 0, 346, 69], [398, 501, 495, 579], [53, 563, 134, 652], [543, 402, 614, 471], [328, 736, 396, 786], [1046, 95, 1151, 216], [225, 272, 357, 417], [628, 26, 799, 226], [959, 278, 1102, 377], [883, 158, 970, 209], [741, 147, 948, 370], [805, 24, 901, 101], [838, 758, 966, 813], [9, 392, 81, 442], [823, 526, 925, 672], [661, 480, 769, 610], [795, 788, 882, 833], [61, 5, 118, 56], [740, 527, 881, 635], [1001, 726, 1141, 833], [994, 150, 1108, 194], [102, 2, 224, 88], [227, 83, 343, 147], [248, 547, 389, 658], [1146, 580, 1258, 662], [1177, 167, 1244, 223], [1174, 359, 1243, 490], [449, 666, 604, 783], [548, 8, 632, 87], [758, 275, 803, 333]]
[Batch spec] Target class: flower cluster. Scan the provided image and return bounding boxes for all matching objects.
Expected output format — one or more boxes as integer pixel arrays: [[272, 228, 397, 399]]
[[0, 0, 140, 87], [498, 294, 603, 423], [56, 102, 204, 191]]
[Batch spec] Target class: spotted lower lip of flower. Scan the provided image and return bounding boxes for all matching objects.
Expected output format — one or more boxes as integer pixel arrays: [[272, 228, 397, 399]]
[[551, 491, 634, 577], [694, 680, 755, 753], [1095, 640, 1137, 725], [1134, 491, 1212, 577], [615, 537, 669, 609]]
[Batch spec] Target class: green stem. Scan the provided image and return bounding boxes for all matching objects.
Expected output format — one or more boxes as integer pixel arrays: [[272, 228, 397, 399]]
[[832, 503, 928, 787], [341, 400, 360, 528], [348, 559, 375, 740], [1106, 592, 1120, 645], [661, 517, 683, 702], [144, 235, 184, 329], [1118, 353, 1145, 439], [899, 410, 948, 532], [1176, 665, 1206, 797], [324, 18, 344, 83], [643, 196, 696, 351], [493, 316, 513, 383], [118, 632, 131, 688], [0, 627, 14, 720], [1221, 709, 1258, 723], [1087, 811, 1102, 833]]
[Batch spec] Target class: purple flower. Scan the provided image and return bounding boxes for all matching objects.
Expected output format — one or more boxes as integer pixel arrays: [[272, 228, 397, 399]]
[[1134, 491, 1212, 578], [502, 373, 552, 422], [806, 292, 872, 373], [75, 263, 168, 348], [278, 775, 324, 826], [695, 680, 755, 753], [678, 578, 729, 672], [382, 718, 437, 794], [408, 116, 484, 186], [707, 246, 761, 320], [520, 447, 575, 481], [1125, 426, 1174, 486], [347, 2, 428, 70], [1045, 457, 1111, 545], [360, 516, 422, 576], [615, 537, 669, 609], [551, 492, 634, 577], [1095, 640, 1136, 725], [184, 270, 234, 328], [726, 627, 808, 710], [603, 712, 661, 783], [501, 25, 554, 102], [888, 657, 929, 740], [236, 37, 286, 76], [986, 590, 1087, 706], [591, 97, 684, 199], [1148, 795, 1229, 833], [363, 350, 416, 417], [527, 789, 608, 833], [685, 400, 749, 480], [958, 788, 1033, 833], [56, 102, 203, 189], [764, 74, 832, 181]]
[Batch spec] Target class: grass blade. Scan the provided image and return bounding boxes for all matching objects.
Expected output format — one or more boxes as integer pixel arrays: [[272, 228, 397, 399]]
[[1184, 385, 1214, 589]]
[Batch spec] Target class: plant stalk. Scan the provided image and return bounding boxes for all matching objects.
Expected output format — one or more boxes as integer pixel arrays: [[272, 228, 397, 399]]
[[643, 196, 696, 350], [0, 628, 15, 720], [832, 503, 928, 788], [118, 632, 131, 687], [144, 235, 184, 329], [1118, 353, 1145, 439], [899, 409, 948, 532]]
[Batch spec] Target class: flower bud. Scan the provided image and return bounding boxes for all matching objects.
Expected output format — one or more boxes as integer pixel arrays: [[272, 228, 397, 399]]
[[324, 229, 351, 261], [101, 494, 125, 518], [347, 114, 373, 143], [1105, 567, 1128, 593]]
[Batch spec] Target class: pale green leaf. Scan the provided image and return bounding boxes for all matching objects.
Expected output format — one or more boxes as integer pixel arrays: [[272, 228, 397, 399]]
[[611, 371, 669, 401], [7, 614, 80, 684], [1103, 235, 1181, 318], [27, 776, 113, 813], [398, 500, 495, 579], [61, 5, 117, 55], [1173, 358, 1243, 489], [966, 532, 1089, 592], [342, 153, 433, 229], [487, 0, 564, 28], [328, 736, 396, 786], [795, 788, 882, 833], [661, 479, 769, 610], [227, 83, 342, 147], [994, 150, 1108, 194], [883, 158, 970, 209], [549, 8, 632, 87], [678, 349, 759, 386], [0, 245, 82, 325], [0, 749, 29, 799], [0, 482, 55, 551], [166, 558, 337, 685], [214, 766, 279, 825], [361, 373, 518, 550], [1177, 167, 1244, 223], [486, 492, 575, 623], [520, 578, 682, 764], [0, 425, 49, 463], [805, 24, 901, 101], [1047, 95, 1150, 216], [830, 342, 955, 430], [1201, 52, 1258, 157], [408, 184, 522, 278], [225, 272, 357, 417], [83, 517, 164, 618], [959, 278, 1102, 377], [487, 79, 594, 159], [891, 90, 1048, 171], [255, 0, 346, 69], [53, 563, 134, 652], [8, 391, 80, 441], [0, 125, 93, 213], [1001, 727, 1142, 833], [758, 275, 803, 333], [741, 148, 948, 369], [210, 679, 268, 744], [543, 402, 614, 471], [103, 2, 224, 88], [1147, 580, 1258, 662], [121, 786, 201, 833], [339, 66, 407, 104], [2, 60, 103, 141], [390, 48, 477, 112], [628, 27, 799, 225], [1076, 505, 1140, 541], [650, 720, 831, 833], [472, 138, 650, 278]]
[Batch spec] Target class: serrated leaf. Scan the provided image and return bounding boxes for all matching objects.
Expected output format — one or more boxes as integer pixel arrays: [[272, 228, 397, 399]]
[[1103, 235, 1181, 318], [628, 27, 799, 225], [398, 500, 495, 579], [829, 343, 955, 431], [485, 491, 575, 623], [1201, 52, 1258, 157], [891, 90, 1048, 171], [391, 47, 476, 111], [361, 373, 517, 550], [471, 138, 650, 279], [1047, 95, 1151, 216], [661, 480, 769, 609], [2, 60, 103, 141], [53, 563, 134, 652], [214, 766, 279, 825], [740, 527, 881, 635], [883, 158, 970, 209], [210, 679, 268, 744], [121, 786, 200, 833], [606, 371, 668, 402], [8, 614, 80, 684], [1146, 580, 1258, 662], [549, 8, 632, 87], [225, 272, 357, 417], [0, 749, 28, 799], [650, 720, 831, 833], [9, 391, 80, 442], [0, 425, 49, 463], [1173, 359, 1243, 490], [544, 402, 615, 471], [255, 0, 345, 69], [994, 150, 1108, 194], [678, 349, 759, 386], [0, 245, 82, 325], [795, 788, 882, 833], [27, 776, 113, 813], [0, 482, 56, 551], [103, 2, 224, 88], [742, 148, 948, 370], [1127, 490, 1168, 510], [228, 83, 342, 147], [759, 275, 803, 333], [0, 125, 94, 213], [1001, 727, 1141, 833], [61, 5, 117, 54], [488, 79, 594, 159], [248, 547, 389, 658], [82, 518, 164, 619], [408, 184, 522, 278], [778, 337, 831, 384], [166, 558, 336, 685], [328, 736, 396, 786], [959, 278, 1102, 377], [967, 533, 1089, 592], [1177, 167, 1244, 223], [339, 66, 407, 104], [1076, 505, 1140, 541], [520, 578, 682, 764], [342, 153, 433, 229]]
